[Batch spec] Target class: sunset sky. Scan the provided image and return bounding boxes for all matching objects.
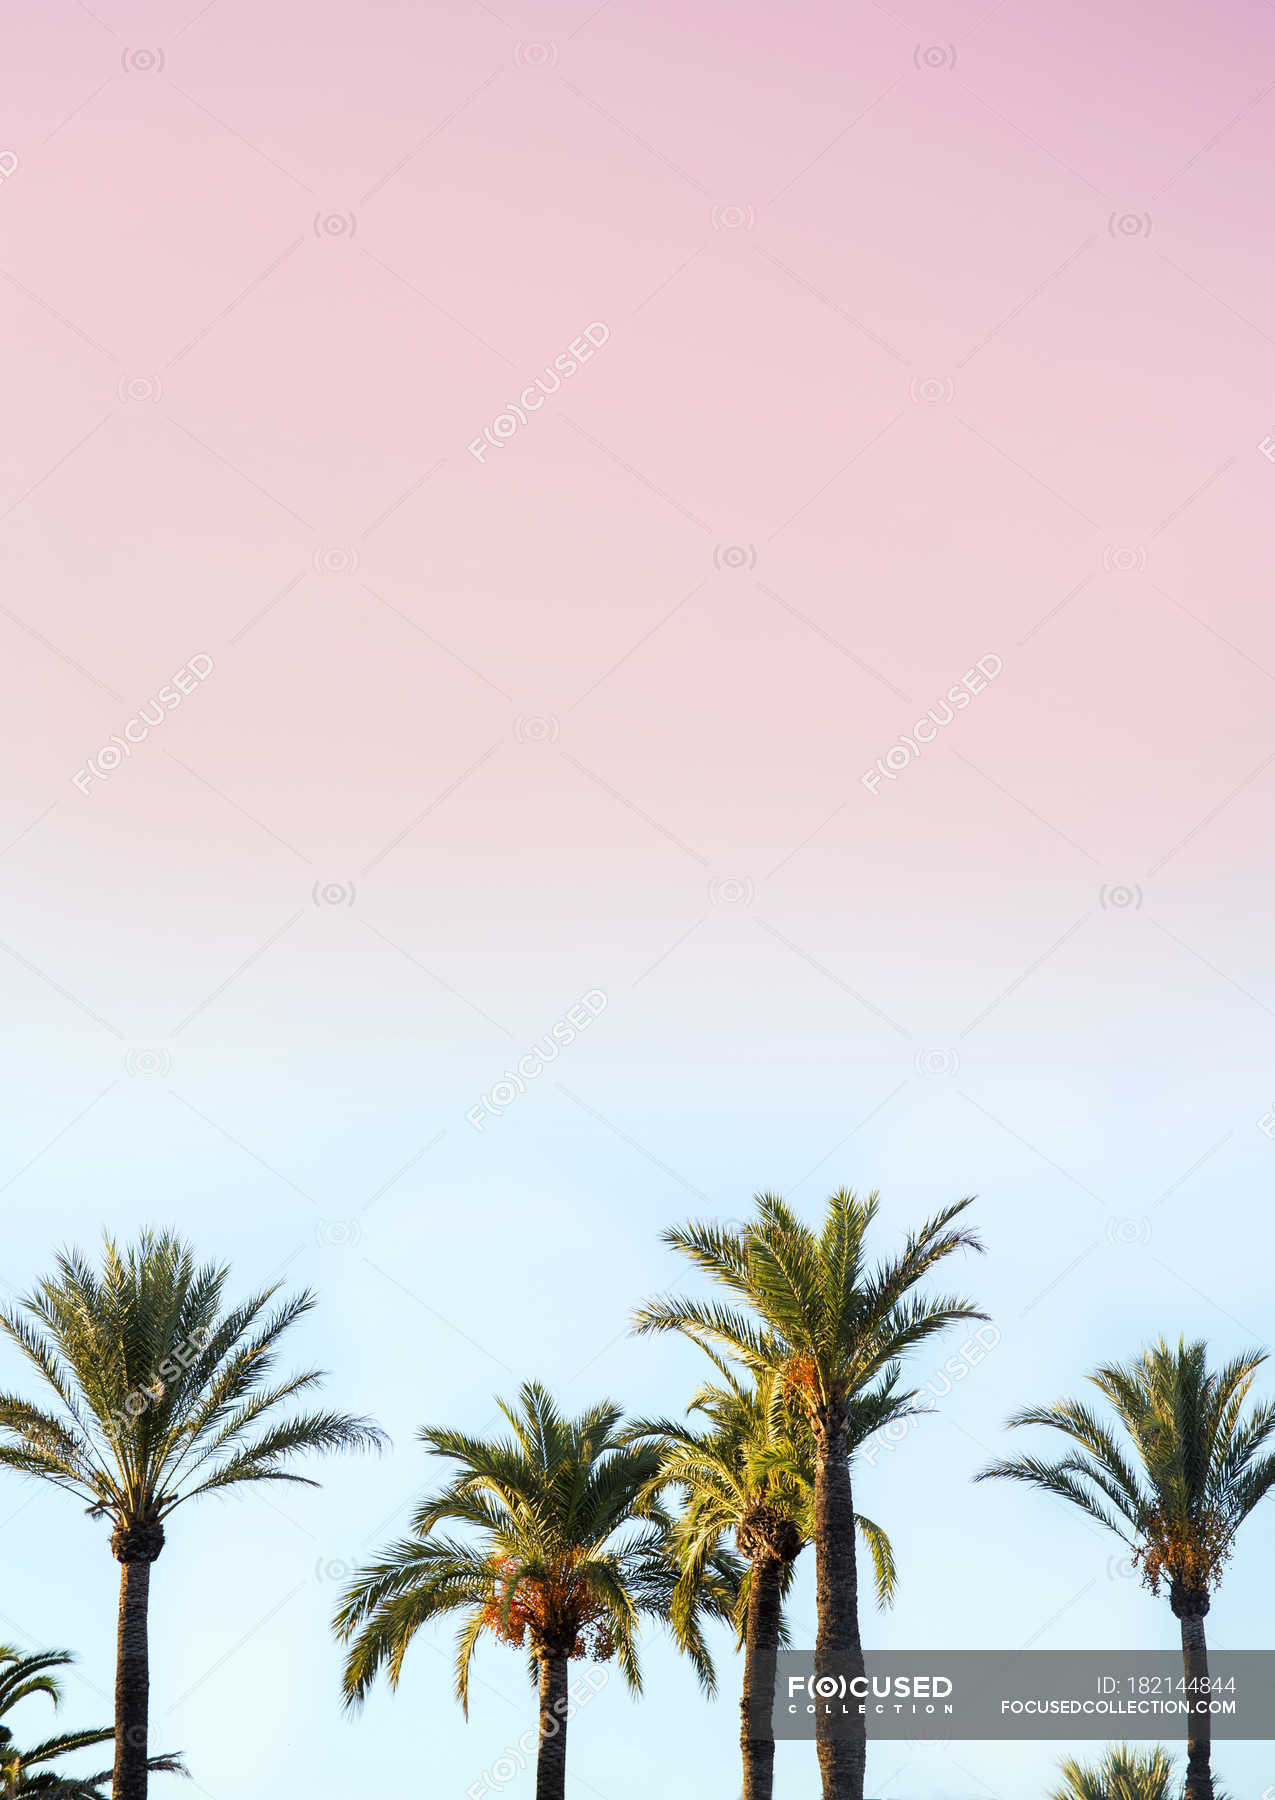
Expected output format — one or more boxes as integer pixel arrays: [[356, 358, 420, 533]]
[[2, 0, 1275, 1795]]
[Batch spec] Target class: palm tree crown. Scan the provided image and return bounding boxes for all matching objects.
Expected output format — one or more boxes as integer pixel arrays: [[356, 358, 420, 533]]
[[629, 1359, 896, 1642], [976, 1338, 1275, 1607], [1051, 1746, 1179, 1800], [336, 1380, 732, 1709], [1050, 1744, 1229, 1800], [0, 1231, 384, 1557], [0, 1645, 182, 1797], [632, 1190, 985, 1442]]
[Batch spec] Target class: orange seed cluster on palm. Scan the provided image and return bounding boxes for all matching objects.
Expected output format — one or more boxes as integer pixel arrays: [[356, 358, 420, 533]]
[[482, 1555, 618, 1662]]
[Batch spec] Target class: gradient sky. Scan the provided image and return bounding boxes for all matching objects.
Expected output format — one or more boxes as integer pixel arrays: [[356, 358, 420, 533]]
[[2, 0, 1275, 1796]]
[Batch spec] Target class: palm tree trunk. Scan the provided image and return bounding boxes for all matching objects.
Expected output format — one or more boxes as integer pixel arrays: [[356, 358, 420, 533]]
[[534, 1653, 569, 1800], [1179, 1606, 1213, 1800], [740, 1552, 784, 1800], [814, 1420, 866, 1800], [113, 1557, 152, 1800]]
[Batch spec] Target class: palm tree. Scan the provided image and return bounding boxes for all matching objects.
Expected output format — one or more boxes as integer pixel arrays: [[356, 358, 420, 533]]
[[628, 1358, 898, 1800], [633, 1189, 985, 1800], [1050, 1744, 1230, 1800], [977, 1339, 1275, 1800], [0, 1644, 184, 1796], [334, 1381, 735, 1800], [0, 1232, 384, 1800]]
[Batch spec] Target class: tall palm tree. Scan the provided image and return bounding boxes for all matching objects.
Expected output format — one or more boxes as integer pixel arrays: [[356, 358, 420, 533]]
[[0, 1644, 184, 1796], [334, 1381, 735, 1800], [0, 1232, 384, 1800], [628, 1358, 899, 1800], [1050, 1744, 1230, 1800], [977, 1339, 1275, 1800], [633, 1189, 985, 1800]]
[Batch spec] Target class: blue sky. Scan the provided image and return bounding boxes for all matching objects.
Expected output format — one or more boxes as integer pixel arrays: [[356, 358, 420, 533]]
[[2, 1010, 1271, 1800]]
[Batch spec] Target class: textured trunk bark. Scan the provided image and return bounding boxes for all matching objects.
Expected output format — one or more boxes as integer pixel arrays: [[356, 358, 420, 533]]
[[814, 1421, 866, 1800], [740, 1552, 784, 1800], [534, 1653, 569, 1800], [1180, 1609, 1213, 1800], [113, 1557, 152, 1800]]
